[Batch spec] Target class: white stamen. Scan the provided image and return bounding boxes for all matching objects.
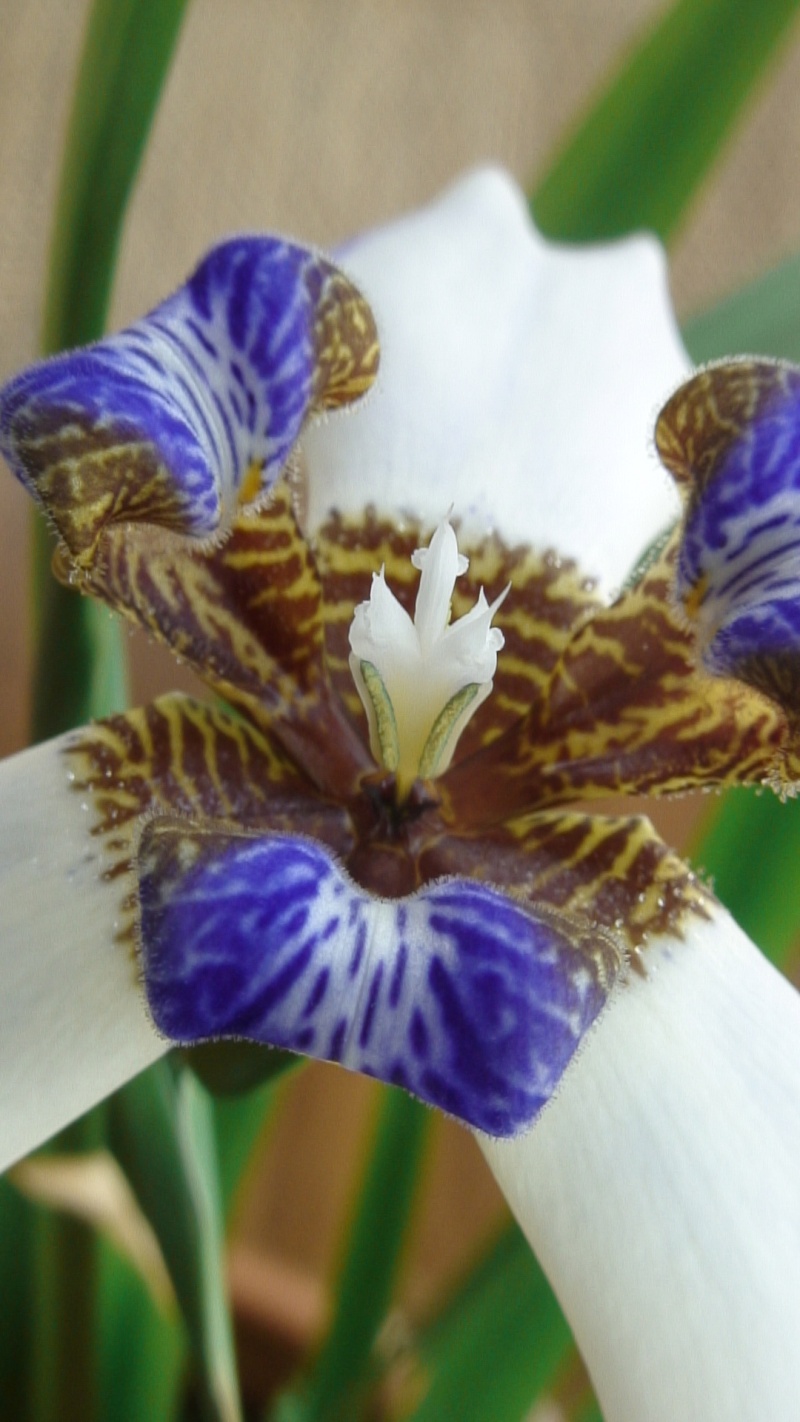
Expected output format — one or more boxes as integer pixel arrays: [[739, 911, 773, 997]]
[[348, 517, 507, 791]]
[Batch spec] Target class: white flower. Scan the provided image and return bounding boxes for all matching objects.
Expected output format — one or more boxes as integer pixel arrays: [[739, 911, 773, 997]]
[[1, 168, 799, 1422]]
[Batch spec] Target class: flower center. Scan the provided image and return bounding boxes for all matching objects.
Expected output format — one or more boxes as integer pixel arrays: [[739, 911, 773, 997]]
[[348, 518, 508, 796]]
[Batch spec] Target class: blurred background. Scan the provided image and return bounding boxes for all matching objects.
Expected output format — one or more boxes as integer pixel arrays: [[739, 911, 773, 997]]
[[3, 0, 800, 1401]]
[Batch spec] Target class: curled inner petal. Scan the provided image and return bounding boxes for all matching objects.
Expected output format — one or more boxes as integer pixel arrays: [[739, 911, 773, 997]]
[[656, 360, 800, 722], [138, 826, 622, 1137], [0, 239, 378, 567]]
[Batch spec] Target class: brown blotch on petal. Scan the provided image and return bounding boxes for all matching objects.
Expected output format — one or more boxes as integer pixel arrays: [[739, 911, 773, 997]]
[[655, 360, 800, 498], [310, 266, 380, 410], [419, 810, 711, 954], [12, 406, 196, 569], [442, 536, 794, 826], [64, 693, 355, 948]]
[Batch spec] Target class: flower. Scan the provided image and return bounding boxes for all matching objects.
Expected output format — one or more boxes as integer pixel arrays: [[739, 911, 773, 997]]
[[2, 169, 800, 1420]]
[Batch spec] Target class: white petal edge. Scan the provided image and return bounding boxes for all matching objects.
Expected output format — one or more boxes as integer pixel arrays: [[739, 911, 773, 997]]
[[304, 167, 689, 596], [0, 736, 164, 1174], [481, 908, 800, 1422]]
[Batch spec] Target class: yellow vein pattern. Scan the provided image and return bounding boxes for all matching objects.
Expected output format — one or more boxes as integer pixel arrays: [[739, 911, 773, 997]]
[[79, 483, 325, 722], [443, 537, 798, 827], [311, 269, 381, 409], [12, 407, 194, 570], [655, 359, 799, 498], [419, 810, 710, 953], [64, 693, 352, 947]]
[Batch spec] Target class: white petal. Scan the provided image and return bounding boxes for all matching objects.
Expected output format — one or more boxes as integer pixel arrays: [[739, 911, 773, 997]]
[[481, 910, 800, 1422], [304, 168, 688, 595], [0, 737, 164, 1173]]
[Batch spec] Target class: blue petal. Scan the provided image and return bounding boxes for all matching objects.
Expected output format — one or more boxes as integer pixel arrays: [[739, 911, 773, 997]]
[[138, 826, 621, 1137], [0, 239, 377, 563], [658, 361, 800, 707]]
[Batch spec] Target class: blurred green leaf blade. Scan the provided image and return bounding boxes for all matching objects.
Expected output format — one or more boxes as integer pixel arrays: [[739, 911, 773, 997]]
[[684, 249, 800, 364], [410, 1223, 572, 1422], [0, 1180, 35, 1421], [533, 0, 800, 243], [282, 1089, 430, 1422], [691, 789, 800, 968], [33, 0, 190, 740], [42, 0, 190, 355], [97, 1241, 184, 1422], [108, 1059, 242, 1422]]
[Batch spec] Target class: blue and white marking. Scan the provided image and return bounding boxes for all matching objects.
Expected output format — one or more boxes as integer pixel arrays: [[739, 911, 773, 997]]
[[679, 379, 800, 689], [139, 828, 619, 1136], [0, 238, 340, 537]]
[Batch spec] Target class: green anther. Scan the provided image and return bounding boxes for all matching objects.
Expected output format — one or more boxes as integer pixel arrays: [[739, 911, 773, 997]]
[[360, 661, 400, 772], [418, 683, 480, 779]]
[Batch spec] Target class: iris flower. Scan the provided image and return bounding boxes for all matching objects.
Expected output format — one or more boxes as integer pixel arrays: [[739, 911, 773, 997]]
[[1, 169, 800, 1422]]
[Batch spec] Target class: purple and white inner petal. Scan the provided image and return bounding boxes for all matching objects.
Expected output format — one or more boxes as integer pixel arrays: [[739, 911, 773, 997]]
[[0, 239, 375, 559], [657, 361, 800, 712], [138, 826, 621, 1136]]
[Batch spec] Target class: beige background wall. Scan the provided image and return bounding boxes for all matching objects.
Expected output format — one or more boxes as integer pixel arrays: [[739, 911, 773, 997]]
[[3, 0, 800, 1370], [3, 2, 800, 756]]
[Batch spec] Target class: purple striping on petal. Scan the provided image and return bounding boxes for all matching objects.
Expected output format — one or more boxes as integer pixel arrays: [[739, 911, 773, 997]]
[[349, 920, 367, 977], [0, 235, 348, 541], [389, 942, 408, 1009], [421, 1069, 469, 1123], [303, 967, 330, 1018], [139, 829, 621, 1136], [358, 963, 384, 1049], [676, 386, 800, 689], [245, 939, 317, 1015], [410, 1010, 429, 1059], [184, 318, 218, 360], [329, 1019, 348, 1062], [715, 535, 800, 603]]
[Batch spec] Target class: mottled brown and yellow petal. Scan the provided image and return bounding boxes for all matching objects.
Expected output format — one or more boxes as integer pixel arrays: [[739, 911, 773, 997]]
[[443, 537, 798, 827], [65, 693, 353, 948], [419, 808, 710, 955]]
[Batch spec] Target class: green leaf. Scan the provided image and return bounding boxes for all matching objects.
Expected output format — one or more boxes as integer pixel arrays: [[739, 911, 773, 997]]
[[281, 1089, 430, 1422], [32, 0, 190, 741], [184, 1040, 299, 1099], [410, 1224, 572, 1422], [574, 1398, 605, 1422], [107, 1060, 242, 1422], [533, 0, 800, 243], [691, 790, 800, 968], [32, 1205, 99, 1422], [183, 1044, 301, 1221], [0, 1181, 35, 1422], [213, 1078, 286, 1222], [97, 1241, 184, 1422], [41, 0, 190, 356], [684, 250, 800, 364], [26, 1112, 107, 1422]]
